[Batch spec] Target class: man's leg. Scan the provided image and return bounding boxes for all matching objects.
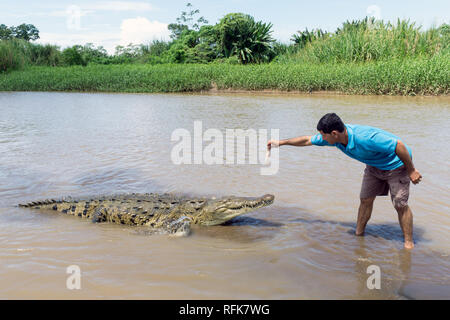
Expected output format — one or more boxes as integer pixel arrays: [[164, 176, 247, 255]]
[[389, 166, 413, 249], [395, 205, 414, 249], [356, 197, 376, 236]]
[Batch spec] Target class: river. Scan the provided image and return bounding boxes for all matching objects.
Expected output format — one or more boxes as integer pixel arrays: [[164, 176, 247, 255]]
[[0, 91, 448, 299]]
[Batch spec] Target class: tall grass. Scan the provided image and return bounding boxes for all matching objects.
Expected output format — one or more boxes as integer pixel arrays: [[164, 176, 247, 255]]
[[0, 39, 27, 72], [0, 39, 61, 72], [28, 43, 61, 66], [281, 18, 449, 64]]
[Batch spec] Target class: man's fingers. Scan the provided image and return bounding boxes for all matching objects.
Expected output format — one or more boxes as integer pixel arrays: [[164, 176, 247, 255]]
[[413, 176, 422, 184], [267, 140, 279, 150], [410, 171, 422, 184]]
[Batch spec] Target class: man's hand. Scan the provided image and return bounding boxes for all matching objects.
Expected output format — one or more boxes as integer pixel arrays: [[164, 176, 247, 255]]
[[395, 141, 421, 185], [267, 139, 280, 150], [409, 169, 422, 184]]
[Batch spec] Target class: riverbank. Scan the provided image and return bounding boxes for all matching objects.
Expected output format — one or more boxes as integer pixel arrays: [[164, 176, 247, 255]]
[[0, 55, 448, 95]]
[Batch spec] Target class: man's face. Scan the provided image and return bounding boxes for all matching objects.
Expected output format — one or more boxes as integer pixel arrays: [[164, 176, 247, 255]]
[[319, 130, 339, 144]]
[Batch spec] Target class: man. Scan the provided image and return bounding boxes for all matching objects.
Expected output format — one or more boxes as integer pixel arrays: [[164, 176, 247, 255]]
[[267, 113, 422, 249]]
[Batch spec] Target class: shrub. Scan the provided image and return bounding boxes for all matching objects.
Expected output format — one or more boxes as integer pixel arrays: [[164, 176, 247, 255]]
[[61, 45, 87, 66]]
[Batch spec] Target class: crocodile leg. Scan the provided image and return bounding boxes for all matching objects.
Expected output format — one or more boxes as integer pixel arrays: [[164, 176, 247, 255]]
[[91, 206, 108, 223]]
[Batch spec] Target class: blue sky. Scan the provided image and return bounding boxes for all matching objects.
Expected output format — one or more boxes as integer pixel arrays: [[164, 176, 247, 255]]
[[1, 0, 449, 53]]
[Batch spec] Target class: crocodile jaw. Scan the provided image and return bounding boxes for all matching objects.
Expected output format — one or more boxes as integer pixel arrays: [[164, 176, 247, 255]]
[[197, 194, 274, 226]]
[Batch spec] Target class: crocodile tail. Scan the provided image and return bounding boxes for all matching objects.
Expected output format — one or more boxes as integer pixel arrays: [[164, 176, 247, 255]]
[[18, 198, 99, 219], [18, 199, 60, 208]]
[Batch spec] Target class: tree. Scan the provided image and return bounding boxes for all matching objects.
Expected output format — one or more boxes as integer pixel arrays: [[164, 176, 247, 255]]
[[81, 43, 108, 63], [216, 13, 275, 64], [168, 2, 208, 39], [114, 43, 141, 58], [61, 45, 87, 66], [141, 40, 170, 57], [0, 23, 39, 41], [11, 24, 39, 41], [0, 24, 13, 40]]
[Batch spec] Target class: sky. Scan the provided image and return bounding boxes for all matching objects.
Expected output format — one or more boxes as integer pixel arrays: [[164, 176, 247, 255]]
[[1, 0, 449, 54]]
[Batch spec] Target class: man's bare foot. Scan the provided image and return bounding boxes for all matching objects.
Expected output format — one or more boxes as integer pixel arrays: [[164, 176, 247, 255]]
[[355, 231, 364, 236], [404, 241, 414, 249]]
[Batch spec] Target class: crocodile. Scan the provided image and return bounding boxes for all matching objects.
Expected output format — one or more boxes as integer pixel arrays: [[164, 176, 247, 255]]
[[18, 193, 275, 235]]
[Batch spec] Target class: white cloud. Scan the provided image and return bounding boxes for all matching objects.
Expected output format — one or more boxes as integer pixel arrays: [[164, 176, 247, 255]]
[[85, 1, 154, 12], [2, 2, 153, 20], [37, 32, 121, 54], [0, 10, 92, 19], [36, 16, 170, 54], [119, 17, 170, 46]]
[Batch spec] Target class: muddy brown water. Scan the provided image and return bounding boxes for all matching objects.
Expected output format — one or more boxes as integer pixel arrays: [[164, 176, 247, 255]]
[[0, 92, 449, 299]]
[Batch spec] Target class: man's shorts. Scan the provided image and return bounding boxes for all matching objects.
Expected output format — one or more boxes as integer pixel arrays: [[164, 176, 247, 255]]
[[360, 165, 410, 208]]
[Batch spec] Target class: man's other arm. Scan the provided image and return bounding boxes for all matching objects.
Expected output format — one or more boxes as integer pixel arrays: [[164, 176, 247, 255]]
[[396, 140, 422, 184]]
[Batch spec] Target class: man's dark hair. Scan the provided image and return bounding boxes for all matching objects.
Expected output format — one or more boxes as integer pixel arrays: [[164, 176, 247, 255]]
[[316, 113, 345, 133]]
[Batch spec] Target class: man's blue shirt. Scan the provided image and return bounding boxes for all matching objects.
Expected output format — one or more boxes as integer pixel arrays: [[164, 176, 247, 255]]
[[311, 124, 412, 170]]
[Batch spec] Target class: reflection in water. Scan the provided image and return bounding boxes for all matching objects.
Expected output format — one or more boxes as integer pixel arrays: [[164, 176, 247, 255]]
[[0, 92, 449, 299], [291, 216, 428, 245]]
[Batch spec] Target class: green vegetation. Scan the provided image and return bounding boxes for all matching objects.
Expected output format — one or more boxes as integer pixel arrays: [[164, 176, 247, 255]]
[[283, 17, 449, 63], [0, 3, 449, 95], [0, 54, 447, 95], [215, 13, 275, 64]]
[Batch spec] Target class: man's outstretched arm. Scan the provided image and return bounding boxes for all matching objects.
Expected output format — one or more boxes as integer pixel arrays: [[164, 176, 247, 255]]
[[267, 136, 312, 149], [396, 140, 422, 184]]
